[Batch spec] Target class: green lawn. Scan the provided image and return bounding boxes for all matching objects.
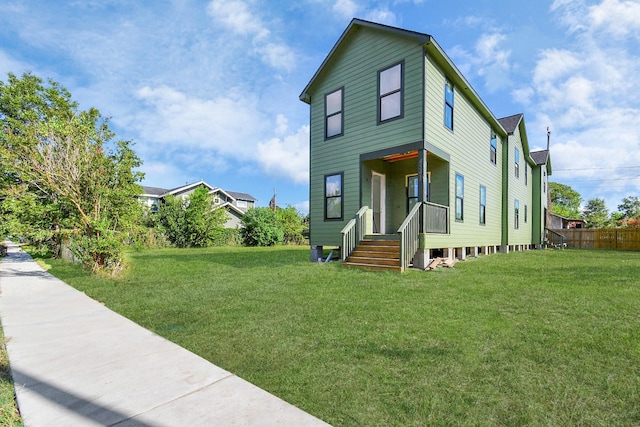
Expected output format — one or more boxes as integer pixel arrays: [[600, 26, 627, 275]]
[[43, 247, 640, 426], [1, 325, 23, 427]]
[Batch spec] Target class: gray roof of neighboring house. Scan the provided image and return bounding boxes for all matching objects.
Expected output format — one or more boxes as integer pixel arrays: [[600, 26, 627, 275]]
[[497, 113, 523, 134], [530, 150, 549, 165], [227, 191, 257, 202], [141, 186, 169, 196], [142, 183, 256, 202]]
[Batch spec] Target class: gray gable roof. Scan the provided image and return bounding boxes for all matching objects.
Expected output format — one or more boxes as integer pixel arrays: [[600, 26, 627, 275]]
[[497, 113, 523, 134], [142, 182, 256, 202], [142, 186, 169, 196], [300, 18, 510, 139], [530, 150, 549, 165], [299, 18, 431, 103], [227, 191, 257, 202]]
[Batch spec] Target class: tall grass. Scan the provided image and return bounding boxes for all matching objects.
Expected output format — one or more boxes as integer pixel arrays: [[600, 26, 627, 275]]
[[45, 247, 640, 426]]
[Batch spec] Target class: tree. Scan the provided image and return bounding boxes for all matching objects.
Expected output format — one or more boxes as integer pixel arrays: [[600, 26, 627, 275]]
[[0, 72, 144, 274], [275, 205, 306, 244], [617, 196, 640, 221], [154, 185, 228, 247], [549, 182, 581, 218], [240, 207, 284, 246], [582, 198, 610, 229]]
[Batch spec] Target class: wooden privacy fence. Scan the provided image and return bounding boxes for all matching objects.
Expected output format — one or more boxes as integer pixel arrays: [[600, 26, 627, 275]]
[[549, 228, 640, 251]]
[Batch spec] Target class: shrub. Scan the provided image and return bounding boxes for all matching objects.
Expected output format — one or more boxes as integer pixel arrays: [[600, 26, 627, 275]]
[[240, 208, 284, 246]]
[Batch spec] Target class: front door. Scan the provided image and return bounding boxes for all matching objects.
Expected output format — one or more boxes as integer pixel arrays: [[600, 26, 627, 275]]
[[371, 172, 386, 233]]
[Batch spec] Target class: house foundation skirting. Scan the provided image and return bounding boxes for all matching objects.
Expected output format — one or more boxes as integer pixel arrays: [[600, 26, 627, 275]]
[[412, 243, 533, 270]]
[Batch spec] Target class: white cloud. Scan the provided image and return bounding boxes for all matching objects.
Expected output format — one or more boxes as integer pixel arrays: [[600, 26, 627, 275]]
[[449, 31, 512, 93], [333, 0, 359, 18], [524, 0, 640, 208], [256, 125, 310, 184], [364, 8, 397, 25], [134, 85, 268, 158], [532, 49, 582, 85], [206, 0, 269, 38], [588, 0, 640, 38], [207, 0, 296, 72], [260, 43, 296, 72]]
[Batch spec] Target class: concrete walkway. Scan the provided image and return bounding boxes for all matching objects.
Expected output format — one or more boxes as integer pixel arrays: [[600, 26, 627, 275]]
[[0, 242, 330, 427]]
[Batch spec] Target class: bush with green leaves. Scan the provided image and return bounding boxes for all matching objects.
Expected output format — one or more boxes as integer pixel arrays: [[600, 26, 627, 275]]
[[240, 207, 284, 246], [153, 185, 228, 247], [276, 205, 306, 245]]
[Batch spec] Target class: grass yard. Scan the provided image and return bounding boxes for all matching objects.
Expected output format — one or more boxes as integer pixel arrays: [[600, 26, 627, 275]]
[[0, 325, 23, 426], [43, 247, 640, 426]]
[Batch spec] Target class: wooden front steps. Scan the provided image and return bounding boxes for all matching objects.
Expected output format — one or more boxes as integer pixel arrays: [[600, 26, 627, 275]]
[[342, 237, 401, 272]]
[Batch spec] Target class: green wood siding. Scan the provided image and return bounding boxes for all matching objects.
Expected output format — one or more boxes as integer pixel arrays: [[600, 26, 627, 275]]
[[506, 123, 534, 245], [423, 56, 503, 249], [303, 20, 548, 253], [307, 28, 424, 246]]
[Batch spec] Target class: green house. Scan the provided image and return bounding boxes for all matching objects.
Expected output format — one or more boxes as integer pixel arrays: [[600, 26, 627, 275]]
[[299, 19, 551, 271]]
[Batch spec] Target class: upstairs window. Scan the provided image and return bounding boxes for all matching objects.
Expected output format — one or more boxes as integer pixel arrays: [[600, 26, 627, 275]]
[[455, 173, 464, 221], [514, 199, 520, 229], [490, 132, 497, 164], [515, 147, 520, 178], [525, 163, 528, 185], [325, 173, 343, 220], [479, 185, 487, 225], [325, 88, 343, 139], [444, 79, 454, 130], [378, 62, 403, 122]]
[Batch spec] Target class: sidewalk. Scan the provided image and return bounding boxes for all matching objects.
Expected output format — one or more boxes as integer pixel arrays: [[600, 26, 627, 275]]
[[0, 242, 330, 427]]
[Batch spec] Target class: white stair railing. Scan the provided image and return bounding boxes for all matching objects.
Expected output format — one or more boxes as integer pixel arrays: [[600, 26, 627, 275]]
[[341, 206, 369, 261], [397, 202, 422, 271]]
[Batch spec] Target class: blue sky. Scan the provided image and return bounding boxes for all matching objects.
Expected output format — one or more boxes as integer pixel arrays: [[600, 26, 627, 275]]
[[1, 0, 639, 215]]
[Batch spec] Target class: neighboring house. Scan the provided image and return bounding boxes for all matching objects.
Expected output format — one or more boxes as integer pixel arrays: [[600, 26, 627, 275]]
[[548, 212, 585, 229], [139, 180, 257, 229], [299, 19, 551, 271]]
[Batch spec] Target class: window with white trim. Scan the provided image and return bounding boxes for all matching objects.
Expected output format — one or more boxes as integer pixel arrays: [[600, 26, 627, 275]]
[[514, 199, 520, 229], [515, 147, 520, 178]]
